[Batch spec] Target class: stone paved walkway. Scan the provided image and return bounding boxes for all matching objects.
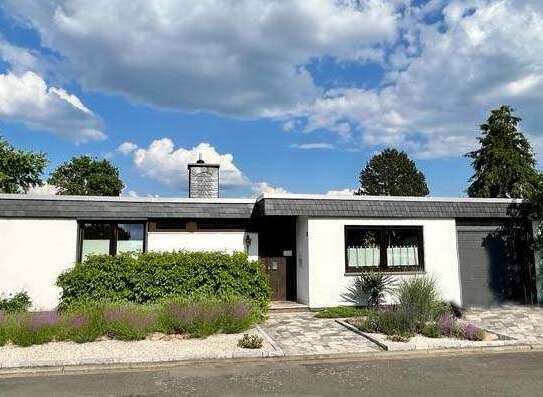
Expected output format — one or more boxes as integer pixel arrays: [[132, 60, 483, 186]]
[[464, 305, 543, 343], [261, 312, 378, 356]]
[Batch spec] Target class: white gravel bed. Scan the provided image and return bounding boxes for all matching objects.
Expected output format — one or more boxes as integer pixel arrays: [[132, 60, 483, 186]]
[[0, 328, 280, 369], [360, 332, 522, 351]]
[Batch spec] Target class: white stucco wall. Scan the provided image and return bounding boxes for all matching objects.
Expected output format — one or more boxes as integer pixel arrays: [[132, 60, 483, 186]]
[[295, 217, 309, 304], [304, 218, 462, 308], [147, 231, 259, 260], [0, 219, 78, 310]]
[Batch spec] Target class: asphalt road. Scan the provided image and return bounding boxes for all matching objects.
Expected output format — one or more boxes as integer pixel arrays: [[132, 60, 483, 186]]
[[2, 351, 543, 396]]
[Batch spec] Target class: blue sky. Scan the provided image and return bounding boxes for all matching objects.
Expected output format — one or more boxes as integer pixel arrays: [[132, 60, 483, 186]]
[[0, 0, 541, 198]]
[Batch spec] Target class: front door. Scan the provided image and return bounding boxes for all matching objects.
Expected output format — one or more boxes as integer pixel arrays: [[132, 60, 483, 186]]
[[262, 257, 287, 301]]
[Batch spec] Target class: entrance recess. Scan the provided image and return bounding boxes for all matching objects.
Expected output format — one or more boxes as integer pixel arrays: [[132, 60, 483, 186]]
[[262, 257, 287, 301]]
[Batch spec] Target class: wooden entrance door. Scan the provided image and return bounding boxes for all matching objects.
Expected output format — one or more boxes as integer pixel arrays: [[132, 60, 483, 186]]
[[262, 257, 287, 301]]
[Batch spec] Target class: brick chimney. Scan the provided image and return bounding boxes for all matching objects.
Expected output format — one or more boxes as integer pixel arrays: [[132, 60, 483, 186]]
[[187, 155, 220, 198]]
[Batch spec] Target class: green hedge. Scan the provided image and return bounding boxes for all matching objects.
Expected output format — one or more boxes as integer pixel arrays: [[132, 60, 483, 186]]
[[56, 251, 271, 311]]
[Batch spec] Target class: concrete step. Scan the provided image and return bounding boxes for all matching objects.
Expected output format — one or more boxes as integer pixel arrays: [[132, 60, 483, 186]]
[[270, 301, 310, 313]]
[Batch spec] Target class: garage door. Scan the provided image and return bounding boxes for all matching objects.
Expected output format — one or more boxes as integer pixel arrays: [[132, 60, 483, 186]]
[[457, 223, 535, 307]]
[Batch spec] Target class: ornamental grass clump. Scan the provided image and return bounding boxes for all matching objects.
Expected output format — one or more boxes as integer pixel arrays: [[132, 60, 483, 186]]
[[395, 276, 440, 330], [103, 305, 157, 341]]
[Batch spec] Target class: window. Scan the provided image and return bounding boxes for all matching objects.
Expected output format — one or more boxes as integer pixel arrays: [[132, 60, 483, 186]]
[[79, 222, 145, 260], [345, 226, 423, 273]]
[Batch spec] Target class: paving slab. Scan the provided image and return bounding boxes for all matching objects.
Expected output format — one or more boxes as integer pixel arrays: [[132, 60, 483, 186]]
[[261, 312, 378, 356], [464, 305, 543, 344]]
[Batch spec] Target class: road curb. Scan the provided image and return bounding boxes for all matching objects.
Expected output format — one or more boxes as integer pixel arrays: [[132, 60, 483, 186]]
[[1, 343, 542, 378]]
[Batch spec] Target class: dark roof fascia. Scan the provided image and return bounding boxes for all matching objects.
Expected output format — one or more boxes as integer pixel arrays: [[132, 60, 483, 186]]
[[0, 195, 256, 220], [258, 197, 532, 219]]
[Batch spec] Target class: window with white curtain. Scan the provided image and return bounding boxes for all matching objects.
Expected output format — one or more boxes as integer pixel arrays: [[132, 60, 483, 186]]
[[345, 226, 423, 272]]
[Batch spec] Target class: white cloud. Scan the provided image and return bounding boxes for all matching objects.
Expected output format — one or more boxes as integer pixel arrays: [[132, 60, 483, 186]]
[[4, 0, 401, 117], [326, 188, 355, 196], [291, 142, 335, 150], [125, 139, 249, 188], [0, 71, 106, 143], [0, 39, 42, 74], [287, 0, 543, 158], [122, 138, 289, 195], [252, 182, 288, 196], [117, 142, 138, 155]]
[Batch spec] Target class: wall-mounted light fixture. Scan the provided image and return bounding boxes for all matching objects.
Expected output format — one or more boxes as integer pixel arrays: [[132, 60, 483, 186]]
[[244, 233, 252, 253]]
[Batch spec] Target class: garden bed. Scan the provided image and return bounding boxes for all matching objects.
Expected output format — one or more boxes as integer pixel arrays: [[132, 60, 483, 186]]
[[338, 319, 516, 351], [0, 328, 279, 369]]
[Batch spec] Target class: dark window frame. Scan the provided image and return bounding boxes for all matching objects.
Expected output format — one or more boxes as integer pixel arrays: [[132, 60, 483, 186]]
[[77, 221, 147, 261], [344, 225, 424, 273]]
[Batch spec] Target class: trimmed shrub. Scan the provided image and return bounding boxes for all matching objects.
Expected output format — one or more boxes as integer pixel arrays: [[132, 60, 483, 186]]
[[341, 272, 394, 308], [0, 291, 31, 313], [57, 251, 270, 312], [237, 334, 263, 349], [314, 306, 372, 319], [395, 276, 440, 329]]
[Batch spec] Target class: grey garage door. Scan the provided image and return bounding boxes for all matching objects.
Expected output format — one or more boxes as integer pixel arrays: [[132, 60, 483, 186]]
[[457, 225, 508, 307], [457, 223, 535, 307]]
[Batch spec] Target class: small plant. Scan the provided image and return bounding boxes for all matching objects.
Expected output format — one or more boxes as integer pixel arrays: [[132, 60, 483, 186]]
[[341, 272, 394, 308], [421, 322, 442, 338], [0, 291, 31, 313], [237, 334, 263, 349], [387, 334, 410, 342], [461, 323, 486, 341], [314, 306, 372, 319], [437, 314, 463, 338]]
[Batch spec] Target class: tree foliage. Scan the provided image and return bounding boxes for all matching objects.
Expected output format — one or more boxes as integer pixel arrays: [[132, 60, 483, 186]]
[[356, 148, 429, 196], [48, 155, 124, 196], [0, 137, 48, 193], [466, 105, 541, 199]]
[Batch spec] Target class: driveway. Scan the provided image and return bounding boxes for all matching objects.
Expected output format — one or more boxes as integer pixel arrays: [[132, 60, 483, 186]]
[[464, 305, 543, 343], [261, 312, 377, 356]]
